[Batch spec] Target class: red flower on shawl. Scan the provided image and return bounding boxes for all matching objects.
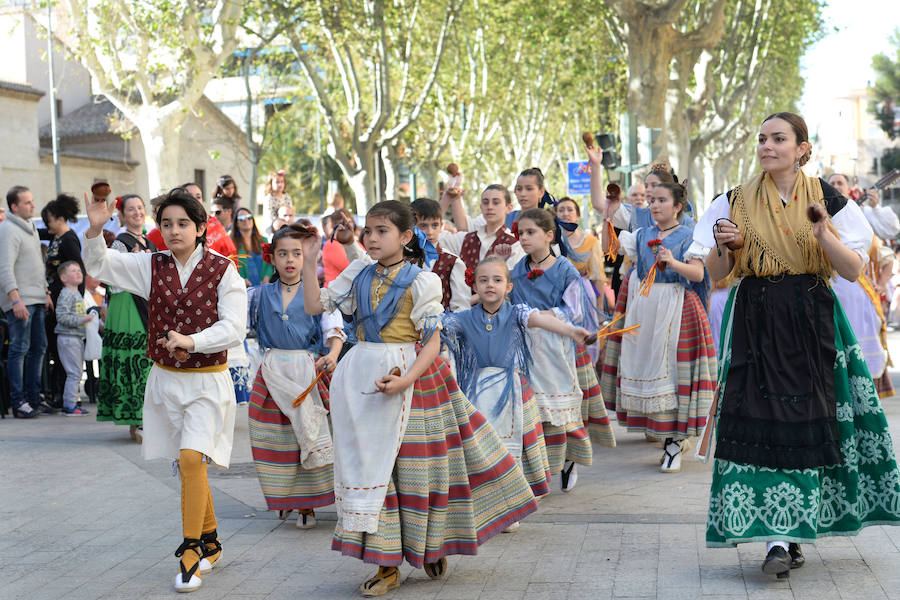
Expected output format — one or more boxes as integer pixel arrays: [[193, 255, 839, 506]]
[[510, 221, 519, 240], [464, 267, 475, 288], [526, 269, 544, 280], [647, 238, 662, 249], [261, 242, 273, 265]]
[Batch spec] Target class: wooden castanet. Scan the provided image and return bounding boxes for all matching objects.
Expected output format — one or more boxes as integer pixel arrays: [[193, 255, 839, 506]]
[[582, 131, 594, 148]]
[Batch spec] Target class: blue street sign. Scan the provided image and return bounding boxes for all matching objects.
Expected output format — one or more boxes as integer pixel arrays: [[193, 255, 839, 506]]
[[567, 160, 591, 196]]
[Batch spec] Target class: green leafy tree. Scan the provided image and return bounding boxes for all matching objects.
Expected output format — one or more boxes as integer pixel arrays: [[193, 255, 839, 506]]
[[869, 29, 900, 140]]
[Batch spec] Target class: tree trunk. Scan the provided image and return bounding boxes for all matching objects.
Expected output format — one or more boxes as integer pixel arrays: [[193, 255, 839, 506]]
[[624, 25, 677, 164], [421, 162, 439, 201], [136, 113, 184, 198], [381, 146, 400, 201]]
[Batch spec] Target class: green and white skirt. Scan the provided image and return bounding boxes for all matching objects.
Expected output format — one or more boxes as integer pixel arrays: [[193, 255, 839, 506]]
[[706, 282, 900, 547], [97, 292, 151, 426]]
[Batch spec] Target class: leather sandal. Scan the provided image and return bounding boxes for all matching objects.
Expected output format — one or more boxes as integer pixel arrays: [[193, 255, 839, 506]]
[[424, 557, 448, 580], [360, 567, 400, 597]]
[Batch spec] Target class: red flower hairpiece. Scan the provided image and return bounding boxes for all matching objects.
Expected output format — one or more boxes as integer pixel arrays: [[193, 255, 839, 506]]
[[261, 242, 273, 265], [510, 221, 519, 241], [526, 269, 544, 280], [115, 196, 124, 212], [464, 267, 475, 288]]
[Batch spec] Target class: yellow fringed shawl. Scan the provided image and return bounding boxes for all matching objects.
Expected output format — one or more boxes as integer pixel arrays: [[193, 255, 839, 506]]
[[727, 171, 835, 284]]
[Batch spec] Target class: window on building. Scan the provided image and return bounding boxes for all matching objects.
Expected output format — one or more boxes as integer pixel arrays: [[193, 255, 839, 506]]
[[194, 169, 205, 199], [55, 98, 62, 117]]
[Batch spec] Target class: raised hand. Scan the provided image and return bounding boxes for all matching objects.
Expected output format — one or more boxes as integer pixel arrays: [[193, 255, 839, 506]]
[[84, 191, 113, 237]]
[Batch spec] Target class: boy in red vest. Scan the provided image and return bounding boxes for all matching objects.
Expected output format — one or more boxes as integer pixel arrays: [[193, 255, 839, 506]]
[[410, 198, 470, 312], [83, 189, 247, 593]]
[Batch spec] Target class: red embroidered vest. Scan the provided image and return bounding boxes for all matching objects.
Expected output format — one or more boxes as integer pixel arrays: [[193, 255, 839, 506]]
[[459, 228, 517, 270], [431, 251, 458, 310], [147, 249, 231, 369]]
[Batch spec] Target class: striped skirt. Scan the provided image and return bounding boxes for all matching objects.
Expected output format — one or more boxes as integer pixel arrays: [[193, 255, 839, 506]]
[[331, 356, 538, 568], [248, 368, 335, 511], [519, 376, 552, 497], [542, 344, 616, 473], [601, 275, 716, 438]]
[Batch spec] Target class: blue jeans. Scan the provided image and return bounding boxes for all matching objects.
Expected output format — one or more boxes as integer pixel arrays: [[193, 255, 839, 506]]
[[6, 305, 48, 409]]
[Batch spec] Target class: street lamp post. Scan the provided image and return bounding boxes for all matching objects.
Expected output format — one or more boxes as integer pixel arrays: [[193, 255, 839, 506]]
[[47, 2, 62, 196]]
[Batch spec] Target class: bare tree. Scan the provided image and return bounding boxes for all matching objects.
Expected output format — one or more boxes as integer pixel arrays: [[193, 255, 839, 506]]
[[56, 0, 246, 196], [274, 0, 464, 213]]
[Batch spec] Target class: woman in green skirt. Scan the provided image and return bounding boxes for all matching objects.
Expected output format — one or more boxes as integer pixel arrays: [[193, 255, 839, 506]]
[[694, 112, 900, 579], [97, 194, 156, 441]]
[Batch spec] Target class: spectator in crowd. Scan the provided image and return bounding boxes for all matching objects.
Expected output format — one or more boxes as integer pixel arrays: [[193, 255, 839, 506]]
[[0, 205, 6, 223], [42, 193, 86, 412], [321, 192, 345, 217], [626, 183, 646, 208], [267, 204, 295, 237], [0, 186, 51, 418], [321, 212, 335, 241], [213, 174, 241, 209], [829, 173, 899, 241], [99, 194, 157, 442], [147, 183, 237, 259], [321, 209, 361, 286], [264, 169, 293, 220], [230, 207, 273, 287], [210, 195, 235, 231], [54, 261, 93, 416]]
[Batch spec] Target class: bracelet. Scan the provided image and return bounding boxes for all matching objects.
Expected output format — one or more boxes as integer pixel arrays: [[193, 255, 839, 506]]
[[11, 299, 20, 306]]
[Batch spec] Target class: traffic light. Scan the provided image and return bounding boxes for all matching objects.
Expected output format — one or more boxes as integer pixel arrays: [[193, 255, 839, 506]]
[[596, 132, 620, 169]]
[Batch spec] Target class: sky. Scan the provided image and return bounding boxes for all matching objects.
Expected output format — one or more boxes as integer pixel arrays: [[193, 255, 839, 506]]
[[799, 0, 898, 132]]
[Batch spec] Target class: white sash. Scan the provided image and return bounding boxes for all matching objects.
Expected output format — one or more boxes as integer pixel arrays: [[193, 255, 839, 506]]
[[260, 349, 333, 469], [470, 367, 524, 461], [330, 341, 416, 533], [524, 312, 581, 426], [619, 272, 684, 414]]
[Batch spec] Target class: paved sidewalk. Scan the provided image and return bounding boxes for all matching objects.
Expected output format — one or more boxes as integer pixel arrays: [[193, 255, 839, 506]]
[[3, 359, 900, 599]]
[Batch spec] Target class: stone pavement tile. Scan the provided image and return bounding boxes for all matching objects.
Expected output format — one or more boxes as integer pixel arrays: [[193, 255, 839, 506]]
[[699, 565, 745, 596], [527, 556, 578, 583], [434, 582, 487, 599], [523, 582, 570, 600], [483, 561, 535, 591], [445, 556, 498, 584], [745, 590, 796, 600], [478, 590, 527, 600]]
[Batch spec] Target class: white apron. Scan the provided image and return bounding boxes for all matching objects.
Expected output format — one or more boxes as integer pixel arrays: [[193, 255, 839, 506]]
[[832, 276, 888, 378], [329, 341, 416, 533], [469, 367, 525, 461], [619, 272, 684, 414], [260, 348, 333, 469], [524, 308, 582, 426]]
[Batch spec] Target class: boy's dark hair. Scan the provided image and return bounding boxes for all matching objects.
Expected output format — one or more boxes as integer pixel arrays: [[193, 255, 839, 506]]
[[155, 188, 208, 247], [410, 197, 442, 221], [212, 195, 235, 212], [57, 260, 81, 277]]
